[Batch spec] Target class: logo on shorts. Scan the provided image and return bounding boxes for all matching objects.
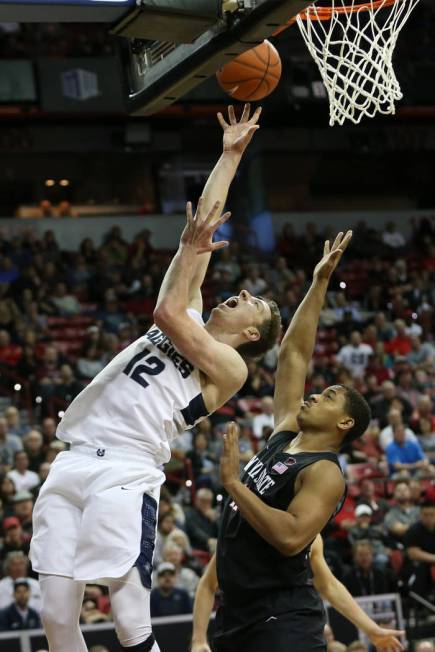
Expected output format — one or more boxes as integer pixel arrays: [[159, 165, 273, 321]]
[[96, 448, 106, 457]]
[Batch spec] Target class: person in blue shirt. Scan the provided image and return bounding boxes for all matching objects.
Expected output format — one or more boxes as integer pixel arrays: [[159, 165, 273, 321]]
[[150, 563, 192, 618], [386, 423, 431, 477], [0, 578, 41, 631]]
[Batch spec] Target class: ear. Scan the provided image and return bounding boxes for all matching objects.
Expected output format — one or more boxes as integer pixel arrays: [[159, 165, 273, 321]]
[[337, 416, 354, 433], [242, 326, 260, 343]]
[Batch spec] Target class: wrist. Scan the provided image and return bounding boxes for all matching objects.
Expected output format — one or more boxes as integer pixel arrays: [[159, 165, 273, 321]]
[[221, 150, 242, 166], [224, 478, 242, 494]]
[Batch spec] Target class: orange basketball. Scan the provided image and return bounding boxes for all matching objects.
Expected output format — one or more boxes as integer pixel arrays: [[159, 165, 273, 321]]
[[216, 40, 282, 102]]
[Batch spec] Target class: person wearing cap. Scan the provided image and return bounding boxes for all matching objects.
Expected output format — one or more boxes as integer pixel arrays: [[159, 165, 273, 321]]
[[342, 541, 395, 598], [348, 505, 389, 568], [0, 578, 41, 631], [0, 552, 41, 613], [11, 490, 34, 537], [0, 517, 30, 562], [150, 563, 191, 618]]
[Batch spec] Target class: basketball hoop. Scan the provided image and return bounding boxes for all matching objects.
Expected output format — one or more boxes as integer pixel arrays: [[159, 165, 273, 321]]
[[294, 0, 421, 126]]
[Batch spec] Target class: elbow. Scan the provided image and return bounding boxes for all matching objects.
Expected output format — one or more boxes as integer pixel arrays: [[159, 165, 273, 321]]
[[278, 539, 302, 557], [153, 303, 173, 327]]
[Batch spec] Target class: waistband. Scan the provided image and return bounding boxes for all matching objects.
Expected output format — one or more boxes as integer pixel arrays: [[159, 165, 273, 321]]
[[69, 443, 160, 465]]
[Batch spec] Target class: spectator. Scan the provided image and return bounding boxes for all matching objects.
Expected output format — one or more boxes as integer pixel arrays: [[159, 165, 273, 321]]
[[7, 451, 40, 493], [4, 407, 26, 438], [150, 563, 192, 617], [384, 481, 420, 543], [0, 418, 23, 470], [52, 364, 83, 403], [404, 500, 435, 596], [346, 642, 369, 652], [412, 396, 435, 433], [386, 424, 432, 478], [0, 517, 30, 561], [379, 408, 418, 450], [40, 417, 57, 446], [0, 578, 41, 631], [415, 643, 435, 652], [336, 331, 373, 379], [0, 476, 16, 516], [50, 282, 81, 316], [76, 344, 104, 381], [342, 541, 395, 597], [80, 597, 109, 624], [11, 491, 34, 536], [417, 417, 435, 461], [154, 512, 180, 568], [356, 480, 389, 525], [385, 320, 412, 358], [0, 552, 41, 612], [348, 505, 389, 568], [160, 541, 199, 599], [382, 221, 406, 250], [251, 396, 275, 441], [186, 432, 217, 490], [22, 430, 45, 472], [184, 488, 218, 553], [406, 336, 435, 371], [0, 330, 22, 366], [371, 381, 413, 429], [241, 265, 268, 296]]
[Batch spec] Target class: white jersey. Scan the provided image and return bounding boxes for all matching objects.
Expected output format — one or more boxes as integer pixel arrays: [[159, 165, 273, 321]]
[[57, 309, 208, 465]]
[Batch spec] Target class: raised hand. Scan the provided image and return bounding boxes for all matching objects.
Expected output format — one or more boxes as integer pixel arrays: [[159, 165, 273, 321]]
[[313, 230, 352, 281], [217, 103, 262, 156], [180, 198, 231, 255], [191, 643, 212, 652], [220, 421, 241, 490]]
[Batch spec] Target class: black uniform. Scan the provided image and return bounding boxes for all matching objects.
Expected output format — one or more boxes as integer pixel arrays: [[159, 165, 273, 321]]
[[214, 431, 345, 652]]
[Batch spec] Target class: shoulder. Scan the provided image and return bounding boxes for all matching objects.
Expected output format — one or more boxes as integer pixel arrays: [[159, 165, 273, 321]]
[[301, 458, 345, 490]]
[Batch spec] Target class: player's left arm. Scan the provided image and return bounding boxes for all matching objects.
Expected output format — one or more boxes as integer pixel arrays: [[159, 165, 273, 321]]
[[187, 104, 261, 313], [311, 535, 405, 652], [273, 231, 352, 433], [191, 554, 218, 652], [220, 423, 344, 556]]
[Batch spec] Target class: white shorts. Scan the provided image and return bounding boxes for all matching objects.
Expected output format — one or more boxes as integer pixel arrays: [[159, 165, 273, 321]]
[[30, 445, 165, 583]]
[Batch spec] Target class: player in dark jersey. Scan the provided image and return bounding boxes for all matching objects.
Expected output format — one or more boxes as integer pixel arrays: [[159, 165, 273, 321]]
[[212, 231, 374, 652], [191, 535, 404, 652]]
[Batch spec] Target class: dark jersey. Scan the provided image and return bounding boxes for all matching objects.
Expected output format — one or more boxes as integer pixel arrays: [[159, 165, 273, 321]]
[[215, 430, 345, 636]]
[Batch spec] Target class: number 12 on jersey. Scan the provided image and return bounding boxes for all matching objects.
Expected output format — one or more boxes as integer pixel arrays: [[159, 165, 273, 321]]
[[123, 348, 165, 389]]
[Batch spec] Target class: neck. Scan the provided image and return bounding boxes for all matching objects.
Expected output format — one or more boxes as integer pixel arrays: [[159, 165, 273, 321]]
[[203, 321, 240, 349], [287, 430, 339, 453]]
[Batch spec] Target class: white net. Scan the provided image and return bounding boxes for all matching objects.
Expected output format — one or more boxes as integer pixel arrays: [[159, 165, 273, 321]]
[[296, 0, 421, 126]]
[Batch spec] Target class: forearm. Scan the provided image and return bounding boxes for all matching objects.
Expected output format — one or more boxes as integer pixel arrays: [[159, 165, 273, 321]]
[[279, 278, 329, 361], [192, 578, 216, 644], [225, 480, 296, 555], [408, 548, 435, 564], [321, 578, 381, 638], [192, 151, 241, 288], [155, 244, 197, 313]]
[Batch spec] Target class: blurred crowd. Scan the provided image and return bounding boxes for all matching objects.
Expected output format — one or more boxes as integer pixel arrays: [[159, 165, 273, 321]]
[[0, 214, 434, 645]]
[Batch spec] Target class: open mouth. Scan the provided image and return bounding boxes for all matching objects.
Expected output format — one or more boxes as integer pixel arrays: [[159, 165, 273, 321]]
[[225, 297, 239, 309]]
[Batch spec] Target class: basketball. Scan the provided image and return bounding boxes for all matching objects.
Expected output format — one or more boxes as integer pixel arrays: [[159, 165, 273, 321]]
[[216, 40, 282, 102]]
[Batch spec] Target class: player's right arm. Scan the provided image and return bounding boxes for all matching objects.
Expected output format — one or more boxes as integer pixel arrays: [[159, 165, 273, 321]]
[[191, 554, 218, 652], [273, 231, 352, 432], [311, 535, 404, 652], [154, 200, 247, 409]]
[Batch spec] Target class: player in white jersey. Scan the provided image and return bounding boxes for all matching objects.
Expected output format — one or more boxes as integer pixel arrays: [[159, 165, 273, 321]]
[[30, 105, 282, 652]]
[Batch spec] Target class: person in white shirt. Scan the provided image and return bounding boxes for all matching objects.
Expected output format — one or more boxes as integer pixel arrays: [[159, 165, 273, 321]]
[[252, 396, 274, 440], [7, 451, 40, 493], [379, 408, 417, 450], [382, 222, 406, 249], [336, 331, 373, 379]]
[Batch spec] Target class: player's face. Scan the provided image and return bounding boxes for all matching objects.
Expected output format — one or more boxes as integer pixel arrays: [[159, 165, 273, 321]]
[[211, 289, 271, 336], [296, 385, 349, 433]]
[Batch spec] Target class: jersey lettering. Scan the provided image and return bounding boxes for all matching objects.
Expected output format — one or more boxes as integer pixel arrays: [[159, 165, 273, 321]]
[[146, 328, 194, 379], [244, 455, 276, 496], [123, 348, 165, 389]]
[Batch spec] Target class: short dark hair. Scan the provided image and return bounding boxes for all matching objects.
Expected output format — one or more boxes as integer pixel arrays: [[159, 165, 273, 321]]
[[339, 385, 372, 449], [236, 298, 281, 360]]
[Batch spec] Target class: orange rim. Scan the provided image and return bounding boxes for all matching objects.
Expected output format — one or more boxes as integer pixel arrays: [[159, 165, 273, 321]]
[[272, 0, 401, 34]]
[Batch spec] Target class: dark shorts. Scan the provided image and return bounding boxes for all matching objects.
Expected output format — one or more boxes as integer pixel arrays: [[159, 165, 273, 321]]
[[213, 605, 326, 652]]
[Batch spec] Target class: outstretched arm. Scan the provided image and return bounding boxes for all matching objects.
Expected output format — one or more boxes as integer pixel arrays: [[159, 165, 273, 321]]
[[191, 555, 218, 652], [158, 104, 261, 313], [154, 201, 247, 403], [311, 536, 404, 652], [273, 231, 352, 432]]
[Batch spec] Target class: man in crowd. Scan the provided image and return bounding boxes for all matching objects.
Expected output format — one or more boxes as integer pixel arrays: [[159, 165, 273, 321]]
[[0, 578, 41, 631], [336, 331, 373, 379], [384, 481, 420, 543], [150, 563, 191, 617], [0, 552, 41, 612], [386, 424, 432, 478], [184, 488, 219, 553], [404, 500, 435, 596], [342, 541, 395, 597], [7, 451, 40, 493]]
